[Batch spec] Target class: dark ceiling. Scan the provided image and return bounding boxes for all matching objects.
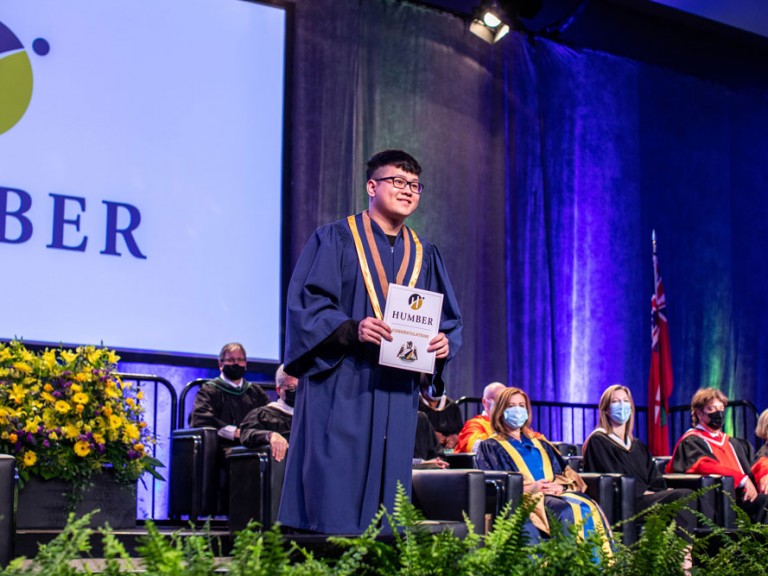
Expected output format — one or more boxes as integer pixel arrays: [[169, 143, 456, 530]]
[[410, 0, 768, 89]]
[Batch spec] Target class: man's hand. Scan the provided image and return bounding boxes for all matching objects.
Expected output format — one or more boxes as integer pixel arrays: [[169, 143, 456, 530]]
[[423, 458, 449, 469], [742, 477, 759, 502], [270, 432, 289, 462], [427, 332, 450, 359], [358, 317, 393, 345], [444, 434, 459, 450]]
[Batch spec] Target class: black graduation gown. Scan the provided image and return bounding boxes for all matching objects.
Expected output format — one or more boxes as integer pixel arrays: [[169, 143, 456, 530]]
[[189, 377, 270, 442], [239, 404, 293, 448], [583, 430, 666, 498]]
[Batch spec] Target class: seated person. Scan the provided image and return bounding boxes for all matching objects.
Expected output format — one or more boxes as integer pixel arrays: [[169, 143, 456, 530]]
[[455, 381, 506, 453], [584, 385, 698, 541], [418, 379, 464, 451], [189, 342, 270, 512], [239, 364, 298, 462], [667, 387, 768, 523], [756, 409, 768, 460], [476, 387, 613, 554], [190, 342, 270, 445], [413, 411, 447, 469]]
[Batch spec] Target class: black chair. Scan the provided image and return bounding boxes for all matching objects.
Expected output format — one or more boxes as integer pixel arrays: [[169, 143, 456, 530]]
[[227, 445, 287, 534], [552, 442, 582, 457], [169, 427, 221, 519], [664, 473, 734, 530], [482, 470, 524, 525], [0, 454, 15, 567], [442, 452, 476, 469], [654, 457, 736, 530], [411, 469, 486, 537], [581, 472, 638, 545]]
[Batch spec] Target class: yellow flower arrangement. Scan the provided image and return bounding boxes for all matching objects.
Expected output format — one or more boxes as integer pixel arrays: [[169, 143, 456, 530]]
[[0, 340, 164, 494]]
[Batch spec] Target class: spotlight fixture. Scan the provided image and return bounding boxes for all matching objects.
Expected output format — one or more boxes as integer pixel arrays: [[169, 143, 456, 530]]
[[469, 0, 511, 44]]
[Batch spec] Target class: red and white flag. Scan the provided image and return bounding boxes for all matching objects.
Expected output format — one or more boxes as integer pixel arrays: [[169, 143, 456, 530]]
[[648, 233, 673, 456]]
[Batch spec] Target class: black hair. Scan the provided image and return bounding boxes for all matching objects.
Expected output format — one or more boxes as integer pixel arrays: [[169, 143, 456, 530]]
[[366, 149, 421, 180]]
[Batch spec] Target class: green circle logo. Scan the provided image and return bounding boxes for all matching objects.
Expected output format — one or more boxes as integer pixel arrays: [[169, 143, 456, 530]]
[[0, 21, 34, 135]]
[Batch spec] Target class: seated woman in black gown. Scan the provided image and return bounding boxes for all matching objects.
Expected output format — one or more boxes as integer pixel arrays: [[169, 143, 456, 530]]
[[583, 384, 697, 539], [475, 387, 613, 555]]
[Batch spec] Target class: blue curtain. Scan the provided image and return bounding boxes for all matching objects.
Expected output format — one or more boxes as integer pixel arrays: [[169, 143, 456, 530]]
[[286, 0, 768, 414]]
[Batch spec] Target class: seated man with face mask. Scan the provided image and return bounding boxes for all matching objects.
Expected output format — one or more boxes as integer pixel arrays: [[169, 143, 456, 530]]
[[191, 342, 270, 445], [668, 387, 768, 523], [239, 364, 298, 462]]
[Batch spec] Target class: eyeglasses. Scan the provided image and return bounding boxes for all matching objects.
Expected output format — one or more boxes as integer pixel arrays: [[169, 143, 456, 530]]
[[374, 176, 423, 194]]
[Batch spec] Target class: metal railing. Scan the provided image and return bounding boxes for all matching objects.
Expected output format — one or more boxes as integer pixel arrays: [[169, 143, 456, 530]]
[[118, 373, 176, 520]]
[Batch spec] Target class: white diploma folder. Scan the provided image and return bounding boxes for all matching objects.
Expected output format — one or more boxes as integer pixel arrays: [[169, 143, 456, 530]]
[[378, 284, 443, 374]]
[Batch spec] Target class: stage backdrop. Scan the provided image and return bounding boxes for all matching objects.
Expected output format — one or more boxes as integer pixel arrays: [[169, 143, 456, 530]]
[[287, 0, 768, 414]]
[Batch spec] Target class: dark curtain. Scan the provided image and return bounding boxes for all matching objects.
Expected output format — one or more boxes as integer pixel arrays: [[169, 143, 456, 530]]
[[288, 0, 768, 413]]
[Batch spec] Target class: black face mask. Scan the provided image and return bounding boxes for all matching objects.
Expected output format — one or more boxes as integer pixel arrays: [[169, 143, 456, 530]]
[[706, 410, 725, 430], [283, 388, 297, 407], [222, 363, 246, 381]]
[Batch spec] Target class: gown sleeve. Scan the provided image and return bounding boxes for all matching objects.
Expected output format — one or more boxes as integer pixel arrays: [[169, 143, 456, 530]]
[[284, 225, 359, 378], [189, 384, 226, 429], [582, 432, 615, 473]]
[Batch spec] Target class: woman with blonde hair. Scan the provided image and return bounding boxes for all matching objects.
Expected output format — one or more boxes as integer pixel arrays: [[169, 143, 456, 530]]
[[756, 409, 768, 459], [475, 387, 612, 553], [753, 409, 768, 489], [583, 384, 697, 539]]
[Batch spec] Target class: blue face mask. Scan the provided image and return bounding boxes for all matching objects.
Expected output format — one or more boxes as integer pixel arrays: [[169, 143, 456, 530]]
[[609, 401, 632, 425], [504, 406, 528, 430]]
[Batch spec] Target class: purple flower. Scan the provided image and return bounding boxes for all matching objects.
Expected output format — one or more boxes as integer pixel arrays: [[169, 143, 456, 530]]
[[43, 439, 50, 448], [52, 391, 62, 398]]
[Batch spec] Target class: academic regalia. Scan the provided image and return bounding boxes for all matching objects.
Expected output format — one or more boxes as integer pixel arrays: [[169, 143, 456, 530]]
[[418, 395, 464, 437], [413, 411, 443, 461], [190, 378, 270, 442], [239, 402, 293, 449], [455, 415, 493, 453], [583, 429, 697, 538], [668, 427, 768, 523], [476, 433, 613, 555], [278, 212, 462, 534]]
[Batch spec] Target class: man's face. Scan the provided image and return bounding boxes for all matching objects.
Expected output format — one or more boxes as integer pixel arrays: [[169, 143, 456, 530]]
[[219, 349, 247, 372], [279, 374, 299, 400], [367, 165, 421, 222]]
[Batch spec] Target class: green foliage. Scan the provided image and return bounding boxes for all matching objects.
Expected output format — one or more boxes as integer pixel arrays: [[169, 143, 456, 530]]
[[606, 493, 693, 576], [1, 512, 95, 576], [98, 525, 135, 576], [8, 485, 768, 576], [229, 521, 292, 576], [463, 496, 538, 575]]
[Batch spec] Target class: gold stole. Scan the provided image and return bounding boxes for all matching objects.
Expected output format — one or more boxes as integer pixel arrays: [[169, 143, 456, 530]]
[[492, 435, 555, 482], [347, 211, 423, 320], [491, 434, 604, 545]]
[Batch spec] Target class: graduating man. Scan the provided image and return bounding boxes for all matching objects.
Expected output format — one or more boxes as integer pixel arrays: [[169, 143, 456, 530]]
[[279, 149, 463, 534]]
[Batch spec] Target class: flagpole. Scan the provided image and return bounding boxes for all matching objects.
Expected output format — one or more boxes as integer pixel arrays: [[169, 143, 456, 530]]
[[652, 229, 656, 256]]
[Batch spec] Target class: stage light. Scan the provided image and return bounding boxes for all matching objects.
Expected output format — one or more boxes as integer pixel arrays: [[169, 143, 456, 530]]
[[469, 0, 511, 44]]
